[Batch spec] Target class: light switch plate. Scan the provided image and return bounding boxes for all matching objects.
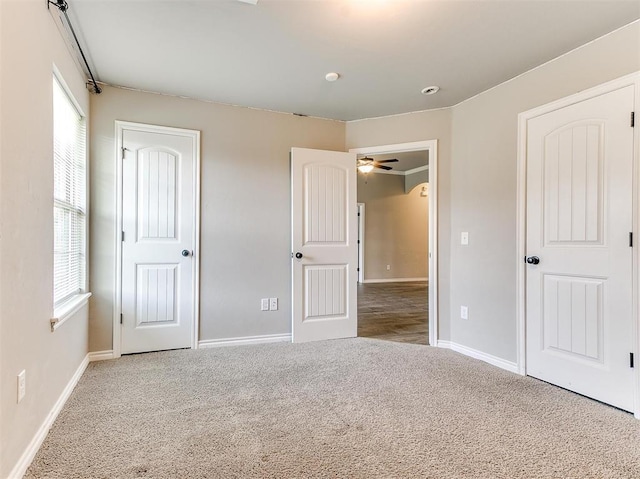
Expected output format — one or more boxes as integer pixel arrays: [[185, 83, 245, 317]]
[[461, 232, 469, 245], [17, 370, 26, 403]]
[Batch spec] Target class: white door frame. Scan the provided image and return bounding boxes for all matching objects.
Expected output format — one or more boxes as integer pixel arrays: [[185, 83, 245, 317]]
[[349, 139, 438, 346], [357, 203, 365, 283], [113, 121, 201, 358], [516, 72, 640, 418]]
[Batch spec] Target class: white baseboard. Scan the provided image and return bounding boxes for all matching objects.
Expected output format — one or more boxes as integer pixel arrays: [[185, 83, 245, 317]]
[[363, 277, 428, 284], [437, 340, 519, 374], [8, 354, 89, 479], [88, 350, 115, 362], [198, 333, 291, 349]]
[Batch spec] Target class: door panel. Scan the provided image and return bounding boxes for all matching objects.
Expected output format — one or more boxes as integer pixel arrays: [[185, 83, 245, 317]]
[[292, 148, 357, 342], [525, 86, 634, 411], [121, 127, 197, 354]]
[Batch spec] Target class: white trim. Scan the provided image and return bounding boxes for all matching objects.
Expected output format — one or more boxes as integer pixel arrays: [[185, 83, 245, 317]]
[[198, 334, 291, 348], [371, 169, 405, 176], [8, 354, 89, 479], [50, 292, 92, 332], [352, 141, 435, 156], [114, 121, 201, 358], [516, 72, 640, 417], [88, 350, 115, 362], [369, 164, 429, 177], [363, 278, 428, 284], [357, 203, 365, 283], [52, 65, 86, 118], [350, 139, 439, 347], [437, 340, 519, 374]]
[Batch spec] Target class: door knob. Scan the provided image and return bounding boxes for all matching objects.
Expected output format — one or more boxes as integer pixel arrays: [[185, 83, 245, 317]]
[[525, 256, 540, 265], [181, 249, 191, 257], [295, 252, 303, 259]]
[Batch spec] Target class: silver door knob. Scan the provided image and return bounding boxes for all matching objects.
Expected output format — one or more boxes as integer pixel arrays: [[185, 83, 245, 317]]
[[181, 250, 191, 257]]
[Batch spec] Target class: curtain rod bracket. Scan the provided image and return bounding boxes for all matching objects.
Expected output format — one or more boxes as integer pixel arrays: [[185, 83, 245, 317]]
[[48, 0, 68, 13]]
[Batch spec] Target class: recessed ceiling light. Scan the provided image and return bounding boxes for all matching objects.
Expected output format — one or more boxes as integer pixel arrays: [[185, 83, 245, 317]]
[[325, 72, 340, 82], [421, 86, 440, 95]]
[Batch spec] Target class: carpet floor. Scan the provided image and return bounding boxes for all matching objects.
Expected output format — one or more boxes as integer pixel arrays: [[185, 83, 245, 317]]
[[26, 339, 640, 478]]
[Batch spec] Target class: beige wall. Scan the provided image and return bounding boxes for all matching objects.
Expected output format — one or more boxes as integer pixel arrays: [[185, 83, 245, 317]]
[[0, 1, 90, 476], [449, 21, 640, 362], [347, 108, 453, 340], [89, 86, 345, 350], [347, 21, 640, 362], [357, 174, 428, 280]]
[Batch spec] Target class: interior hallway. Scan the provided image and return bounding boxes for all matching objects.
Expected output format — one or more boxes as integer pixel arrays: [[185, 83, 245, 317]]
[[357, 281, 428, 345]]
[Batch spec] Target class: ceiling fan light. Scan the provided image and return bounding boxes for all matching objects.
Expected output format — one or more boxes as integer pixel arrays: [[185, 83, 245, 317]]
[[358, 164, 374, 173]]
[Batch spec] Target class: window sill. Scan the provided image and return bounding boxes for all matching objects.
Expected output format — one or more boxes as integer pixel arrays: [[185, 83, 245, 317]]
[[51, 292, 92, 332]]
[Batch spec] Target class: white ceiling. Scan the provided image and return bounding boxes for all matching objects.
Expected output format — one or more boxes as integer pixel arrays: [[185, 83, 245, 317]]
[[358, 151, 428, 172], [68, 0, 639, 121]]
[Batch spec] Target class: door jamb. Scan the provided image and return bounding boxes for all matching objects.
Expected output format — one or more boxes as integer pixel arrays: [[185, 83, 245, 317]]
[[516, 72, 640, 418], [113, 121, 201, 358], [357, 203, 365, 283], [349, 140, 438, 346]]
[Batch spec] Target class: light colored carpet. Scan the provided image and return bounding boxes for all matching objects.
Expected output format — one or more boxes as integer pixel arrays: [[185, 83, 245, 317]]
[[26, 338, 640, 478]]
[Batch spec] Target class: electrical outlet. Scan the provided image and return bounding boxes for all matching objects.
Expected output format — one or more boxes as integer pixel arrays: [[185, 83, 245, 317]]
[[261, 298, 269, 311], [269, 298, 278, 311], [461, 232, 469, 245], [386, 264, 391, 270], [17, 370, 26, 403], [461, 306, 469, 320]]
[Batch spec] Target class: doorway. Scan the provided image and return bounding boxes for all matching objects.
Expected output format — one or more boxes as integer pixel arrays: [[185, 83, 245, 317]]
[[350, 140, 438, 346], [114, 121, 201, 357]]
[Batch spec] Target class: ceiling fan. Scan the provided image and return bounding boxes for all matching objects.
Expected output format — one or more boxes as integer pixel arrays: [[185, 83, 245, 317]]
[[357, 156, 398, 173]]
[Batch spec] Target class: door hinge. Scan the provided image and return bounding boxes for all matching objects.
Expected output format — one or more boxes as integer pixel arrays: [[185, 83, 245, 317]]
[[121, 231, 125, 242], [357, 268, 360, 272], [632, 112, 635, 128], [629, 232, 633, 247], [631, 353, 635, 368], [120, 313, 123, 325]]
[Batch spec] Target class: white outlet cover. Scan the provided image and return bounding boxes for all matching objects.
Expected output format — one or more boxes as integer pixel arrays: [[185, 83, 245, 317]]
[[460, 306, 469, 320], [269, 298, 278, 311]]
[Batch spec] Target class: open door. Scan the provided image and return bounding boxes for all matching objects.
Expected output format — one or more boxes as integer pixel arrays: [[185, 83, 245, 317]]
[[291, 147, 357, 342]]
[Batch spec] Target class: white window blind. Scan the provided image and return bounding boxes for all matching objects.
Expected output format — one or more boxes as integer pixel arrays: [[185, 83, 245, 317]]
[[53, 77, 87, 307]]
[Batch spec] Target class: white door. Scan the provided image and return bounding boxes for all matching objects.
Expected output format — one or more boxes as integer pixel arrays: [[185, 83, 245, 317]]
[[291, 147, 358, 342], [525, 86, 635, 411], [120, 125, 198, 354]]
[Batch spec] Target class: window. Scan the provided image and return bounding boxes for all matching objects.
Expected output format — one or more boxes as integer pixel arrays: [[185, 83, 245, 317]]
[[53, 76, 87, 310]]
